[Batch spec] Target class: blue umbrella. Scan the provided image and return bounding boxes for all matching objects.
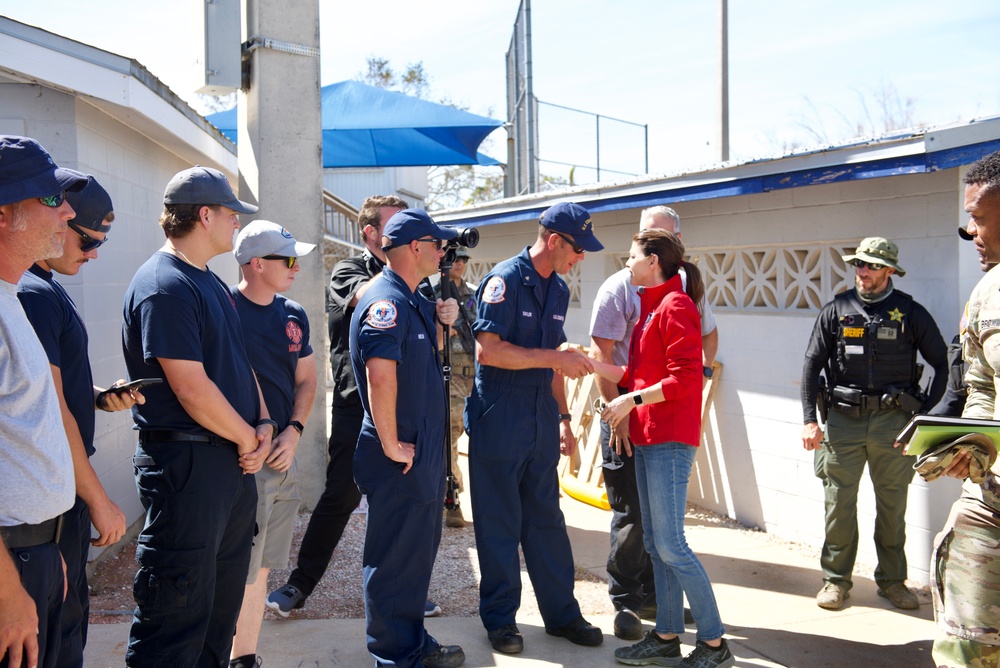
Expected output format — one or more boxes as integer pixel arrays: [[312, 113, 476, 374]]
[[206, 80, 503, 168]]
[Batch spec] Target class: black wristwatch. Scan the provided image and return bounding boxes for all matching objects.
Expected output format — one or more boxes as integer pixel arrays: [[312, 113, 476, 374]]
[[288, 420, 305, 435], [632, 393, 643, 405], [256, 418, 278, 438], [558, 413, 572, 422], [703, 366, 714, 379]]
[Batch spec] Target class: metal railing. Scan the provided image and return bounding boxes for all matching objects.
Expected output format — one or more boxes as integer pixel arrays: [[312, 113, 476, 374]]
[[322, 189, 362, 270]]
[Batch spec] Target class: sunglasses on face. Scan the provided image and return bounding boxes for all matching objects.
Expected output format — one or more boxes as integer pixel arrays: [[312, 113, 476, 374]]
[[38, 192, 67, 208], [555, 231, 584, 254], [415, 237, 445, 250], [851, 259, 886, 271], [262, 255, 297, 269], [68, 221, 108, 252]]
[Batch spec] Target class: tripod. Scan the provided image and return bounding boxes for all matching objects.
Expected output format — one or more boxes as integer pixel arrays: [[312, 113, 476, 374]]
[[437, 260, 464, 516]]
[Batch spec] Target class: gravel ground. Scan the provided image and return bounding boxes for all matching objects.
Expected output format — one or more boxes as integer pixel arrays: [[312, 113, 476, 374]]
[[88, 509, 612, 623]]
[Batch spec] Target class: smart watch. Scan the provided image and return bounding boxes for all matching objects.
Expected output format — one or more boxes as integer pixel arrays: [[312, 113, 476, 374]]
[[703, 366, 714, 379], [558, 413, 572, 422], [288, 420, 305, 435], [632, 393, 643, 405]]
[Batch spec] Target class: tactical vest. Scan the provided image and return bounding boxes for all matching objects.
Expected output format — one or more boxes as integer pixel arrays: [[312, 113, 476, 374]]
[[830, 289, 917, 392]]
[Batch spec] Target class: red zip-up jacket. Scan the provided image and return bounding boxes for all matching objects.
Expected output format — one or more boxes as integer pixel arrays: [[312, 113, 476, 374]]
[[619, 273, 703, 447]]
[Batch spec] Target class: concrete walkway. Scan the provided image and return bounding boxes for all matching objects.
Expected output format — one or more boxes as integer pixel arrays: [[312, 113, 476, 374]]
[[85, 488, 936, 667]]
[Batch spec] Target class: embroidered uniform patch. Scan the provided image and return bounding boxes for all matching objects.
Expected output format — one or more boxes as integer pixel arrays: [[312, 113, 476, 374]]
[[366, 300, 398, 329], [483, 276, 506, 304], [286, 320, 304, 352]]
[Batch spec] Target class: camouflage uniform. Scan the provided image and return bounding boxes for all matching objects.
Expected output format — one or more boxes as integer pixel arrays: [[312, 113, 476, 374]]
[[436, 278, 477, 493], [932, 264, 1000, 667]]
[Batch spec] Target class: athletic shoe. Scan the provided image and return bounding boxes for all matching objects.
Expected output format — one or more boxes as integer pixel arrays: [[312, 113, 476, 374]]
[[678, 638, 735, 668], [265, 584, 305, 618], [878, 582, 919, 610], [815, 582, 849, 610], [614, 630, 682, 666], [229, 655, 262, 668], [424, 599, 443, 617]]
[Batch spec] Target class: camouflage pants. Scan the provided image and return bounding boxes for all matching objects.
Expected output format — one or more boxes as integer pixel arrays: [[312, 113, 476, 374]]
[[448, 372, 474, 493], [932, 495, 1000, 666]]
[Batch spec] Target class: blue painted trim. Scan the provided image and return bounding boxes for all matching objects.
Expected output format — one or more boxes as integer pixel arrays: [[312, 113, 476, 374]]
[[454, 137, 1000, 227]]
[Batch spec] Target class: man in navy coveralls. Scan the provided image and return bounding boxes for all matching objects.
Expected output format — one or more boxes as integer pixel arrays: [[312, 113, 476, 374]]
[[349, 209, 464, 668], [467, 202, 605, 654]]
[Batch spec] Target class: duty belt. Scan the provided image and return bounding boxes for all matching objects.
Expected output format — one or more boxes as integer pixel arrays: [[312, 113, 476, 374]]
[[1, 515, 63, 550], [139, 430, 237, 448]]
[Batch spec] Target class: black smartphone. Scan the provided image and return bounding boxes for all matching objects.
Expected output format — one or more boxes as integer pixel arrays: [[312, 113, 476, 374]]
[[97, 378, 162, 406]]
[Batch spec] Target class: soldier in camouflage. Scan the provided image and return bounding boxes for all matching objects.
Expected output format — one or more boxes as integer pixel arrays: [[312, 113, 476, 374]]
[[933, 149, 1000, 668]]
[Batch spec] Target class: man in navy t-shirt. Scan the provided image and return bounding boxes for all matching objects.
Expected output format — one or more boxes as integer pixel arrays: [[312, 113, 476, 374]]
[[227, 220, 318, 668], [17, 176, 139, 668], [121, 166, 274, 667]]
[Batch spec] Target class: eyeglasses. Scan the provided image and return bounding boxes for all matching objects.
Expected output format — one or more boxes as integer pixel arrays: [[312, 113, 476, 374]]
[[262, 255, 298, 269], [67, 221, 108, 252], [851, 259, 886, 271], [38, 192, 67, 208], [415, 237, 444, 250], [555, 231, 584, 254]]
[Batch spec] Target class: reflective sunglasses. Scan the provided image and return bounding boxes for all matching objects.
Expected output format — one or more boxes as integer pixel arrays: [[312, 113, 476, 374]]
[[555, 231, 584, 254], [38, 191, 67, 208], [851, 259, 886, 271], [415, 237, 444, 250], [68, 221, 108, 252], [262, 255, 298, 269]]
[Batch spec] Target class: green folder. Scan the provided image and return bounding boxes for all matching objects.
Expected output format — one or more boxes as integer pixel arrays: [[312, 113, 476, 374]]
[[895, 415, 1000, 458]]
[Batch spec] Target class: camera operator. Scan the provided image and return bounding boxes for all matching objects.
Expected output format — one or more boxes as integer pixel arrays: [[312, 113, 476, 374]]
[[433, 247, 477, 528]]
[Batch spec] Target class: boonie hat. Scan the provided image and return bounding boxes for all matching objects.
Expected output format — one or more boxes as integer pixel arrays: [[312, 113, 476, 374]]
[[163, 166, 258, 214], [540, 202, 604, 252], [234, 220, 316, 265], [66, 176, 114, 233], [0, 135, 88, 207], [841, 236, 906, 277], [381, 208, 457, 251]]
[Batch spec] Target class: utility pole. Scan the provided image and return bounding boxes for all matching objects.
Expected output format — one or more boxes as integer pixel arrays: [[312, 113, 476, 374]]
[[718, 0, 730, 163]]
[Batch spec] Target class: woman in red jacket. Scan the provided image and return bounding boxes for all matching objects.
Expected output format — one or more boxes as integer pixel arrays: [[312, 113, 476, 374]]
[[592, 229, 733, 668]]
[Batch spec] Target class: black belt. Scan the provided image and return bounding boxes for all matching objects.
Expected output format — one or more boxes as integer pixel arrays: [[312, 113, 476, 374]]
[[139, 430, 237, 448], [1, 515, 63, 550]]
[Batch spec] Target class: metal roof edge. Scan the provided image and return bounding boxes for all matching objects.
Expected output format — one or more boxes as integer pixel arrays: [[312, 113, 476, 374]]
[[0, 16, 235, 168], [434, 116, 1000, 226]]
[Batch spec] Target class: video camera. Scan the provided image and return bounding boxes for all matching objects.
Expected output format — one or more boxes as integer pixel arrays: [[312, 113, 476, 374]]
[[439, 226, 480, 270]]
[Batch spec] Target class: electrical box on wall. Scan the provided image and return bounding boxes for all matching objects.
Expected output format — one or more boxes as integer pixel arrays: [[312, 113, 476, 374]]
[[191, 0, 242, 95]]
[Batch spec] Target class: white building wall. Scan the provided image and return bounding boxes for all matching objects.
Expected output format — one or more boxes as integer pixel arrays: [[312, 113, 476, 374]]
[[322, 166, 428, 209]]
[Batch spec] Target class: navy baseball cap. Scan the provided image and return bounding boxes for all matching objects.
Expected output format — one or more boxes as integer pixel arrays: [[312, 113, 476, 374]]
[[234, 220, 316, 264], [381, 208, 458, 251], [66, 176, 113, 233], [0, 135, 88, 207], [163, 166, 258, 214], [540, 202, 604, 252]]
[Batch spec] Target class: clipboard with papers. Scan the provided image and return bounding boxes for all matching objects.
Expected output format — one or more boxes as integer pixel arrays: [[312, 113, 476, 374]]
[[894, 414, 1000, 457]]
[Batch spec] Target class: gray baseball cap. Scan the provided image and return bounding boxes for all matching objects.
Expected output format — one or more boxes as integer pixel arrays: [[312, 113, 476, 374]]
[[234, 220, 316, 265], [163, 166, 258, 214]]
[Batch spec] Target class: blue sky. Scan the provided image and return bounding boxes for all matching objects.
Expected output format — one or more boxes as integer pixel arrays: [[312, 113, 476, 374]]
[[4, 0, 999, 182]]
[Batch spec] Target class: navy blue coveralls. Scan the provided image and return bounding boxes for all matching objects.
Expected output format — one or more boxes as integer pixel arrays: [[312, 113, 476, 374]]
[[466, 247, 582, 631], [350, 267, 448, 668]]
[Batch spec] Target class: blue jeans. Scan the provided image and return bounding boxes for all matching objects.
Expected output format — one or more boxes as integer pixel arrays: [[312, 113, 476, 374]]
[[634, 443, 725, 641]]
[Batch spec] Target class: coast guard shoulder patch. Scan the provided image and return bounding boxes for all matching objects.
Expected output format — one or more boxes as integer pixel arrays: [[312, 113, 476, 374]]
[[483, 276, 506, 304], [366, 300, 398, 329]]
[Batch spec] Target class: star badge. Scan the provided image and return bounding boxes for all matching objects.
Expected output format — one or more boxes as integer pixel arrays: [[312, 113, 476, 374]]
[[888, 308, 904, 322]]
